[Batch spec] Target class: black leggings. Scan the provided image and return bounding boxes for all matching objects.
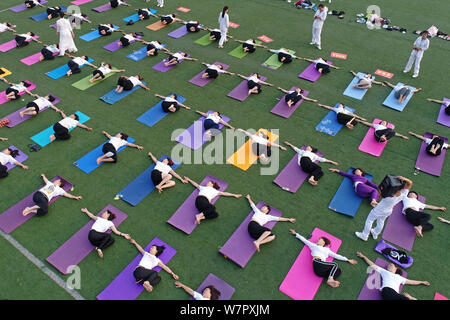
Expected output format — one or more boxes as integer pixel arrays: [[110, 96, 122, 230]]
[[446, 105, 450, 115], [47, 8, 61, 19], [68, 60, 81, 74], [0, 164, 8, 179], [110, 0, 120, 8], [205, 68, 219, 79], [161, 16, 173, 24], [278, 52, 292, 63], [102, 143, 117, 162], [381, 287, 409, 300], [312, 259, 341, 279], [300, 157, 323, 181], [134, 267, 161, 285], [316, 62, 330, 73], [146, 44, 158, 55], [195, 196, 218, 219], [285, 92, 301, 105], [248, 221, 272, 240], [247, 80, 261, 93], [161, 101, 179, 112], [252, 142, 272, 158], [117, 77, 133, 91], [88, 230, 114, 250], [25, 0, 38, 8], [119, 36, 131, 47], [210, 31, 221, 40], [242, 43, 255, 53], [405, 208, 433, 232], [374, 128, 395, 142], [32, 191, 49, 216], [41, 48, 55, 60], [426, 137, 445, 156], [138, 9, 150, 20], [53, 122, 71, 140], [337, 113, 357, 126], [26, 101, 40, 114], [15, 36, 29, 47], [5, 88, 20, 99]]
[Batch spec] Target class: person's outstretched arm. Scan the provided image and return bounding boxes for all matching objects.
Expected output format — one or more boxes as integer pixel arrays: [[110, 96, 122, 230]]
[[110, 225, 130, 239], [127, 141, 144, 150], [81, 208, 97, 221], [349, 70, 358, 77], [426, 98, 445, 104], [129, 239, 146, 255], [218, 191, 242, 198], [394, 131, 409, 139], [63, 191, 82, 200], [174, 281, 195, 297], [236, 128, 253, 137], [101, 130, 112, 139], [404, 279, 430, 286], [14, 160, 28, 170], [259, 80, 274, 87], [302, 95, 318, 103], [184, 176, 201, 189], [277, 86, 289, 94], [178, 102, 191, 110], [40, 173, 50, 185], [154, 93, 165, 99], [147, 152, 158, 163], [0, 137, 7, 141], [372, 79, 385, 86], [424, 204, 446, 212], [289, 229, 316, 250], [111, 68, 126, 73], [195, 110, 208, 117], [438, 217, 450, 225], [356, 252, 377, 269], [383, 81, 396, 89], [139, 83, 150, 91], [317, 103, 333, 110], [270, 141, 287, 151], [284, 140, 300, 152], [408, 131, 427, 142], [220, 119, 234, 130], [236, 74, 248, 80], [77, 122, 92, 131], [157, 261, 179, 279], [397, 176, 413, 190]]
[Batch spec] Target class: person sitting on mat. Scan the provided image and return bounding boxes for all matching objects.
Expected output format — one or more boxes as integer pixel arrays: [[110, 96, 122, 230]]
[[98, 24, 120, 36], [236, 73, 274, 95], [22, 174, 82, 217], [427, 98, 450, 115], [317, 103, 366, 130], [234, 39, 268, 53], [0, 22, 16, 33], [356, 252, 430, 300], [160, 13, 177, 25], [115, 75, 150, 93], [19, 93, 59, 118], [65, 55, 96, 77], [25, 0, 44, 8], [302, 57, 340, 74], [184, 176, 242, 225], [109, 0, 130, 8], [49, 110, 92, 142], [383, 81, 422, 104], [350, 70, 385, 89], [237, 128, 286, 164], [136, 8, 158, 20], [129, 238, 179, 293], [200, 62, 235, 79], [96, 131, 143, 165], [408, 132, 448, 156], [0, 147, 29, 178], [195, 110, 235, 140], [0, 78, 33, 101], [145, 40, 168, 56], [163, 50, 198, 67], [359, 120, 409, 142], [289, 229, 357, 288], [47, 7, 63, 20], [14, 32, 36, 47], [277, 87, 318, 107], [148, 152, 186, 193], [266, 48, 301, 64], [175, 281, 221, 300], [154, 93, 191, 112], [329, 168, 379, 207], [39, 43, 60, 61], [89, 62, 125, 83]]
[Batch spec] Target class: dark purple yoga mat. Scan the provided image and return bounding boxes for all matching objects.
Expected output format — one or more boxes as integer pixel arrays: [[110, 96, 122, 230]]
[[152, 52, 191, 72], [10, 0, 48, 12], [188, 62, 230, 87], [227, 75, 267, 101], [298, 60, 333, 82], [219, 202, 282, 268], [167, 175, 228, 235], [0, 176, 73, 234], [414, 132, 447, 176], [270, 87, 310, 119], [4, 145, 28, 171], [436, 98, 450, 127], [46, 205, 128, 274], [96, 237, 176, 300], [375, 240, 413, 268], [4, 96, 61, 128], [103, 36, 140, 52], [92, 3, 112, 13], [190, 273, 235, 300], [167, 25, 189, 39]]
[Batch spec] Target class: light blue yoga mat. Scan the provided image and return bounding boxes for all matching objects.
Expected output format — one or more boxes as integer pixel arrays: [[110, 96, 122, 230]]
[[73, 136, 136, 174], [116, 155, 182, 206], [122, 8, 157, 23], [343, 72, 375, 100], [30, 111, 90, 147], [382, 83, 416, 112], [100, 81, 147, 105], [127, 44, 166, 61], [31, 7, 67, 21], [136, 94, 185, 127], [46, 58, 95, 79], [315, 104, 355, 136], [80, 25, 120, 42], [328, 168, 374, 217]]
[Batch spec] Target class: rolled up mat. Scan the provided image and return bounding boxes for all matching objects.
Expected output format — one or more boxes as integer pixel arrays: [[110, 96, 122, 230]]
[[136, 94, 185, 127], [73, 136, 135, 174], [298, 60, 333, 82], [279, 228, 342, 300], [228, 40, 262, 59], [115, 155, 181, 206], [0, 176, 73, 234], [103, 36, 141, 52], [343, 72, 375, 100], [92, 3, 112, 13], [122, 8, 157, 23], [270, 88, 309, 119], [4, 146, 28, 171], [72, 69, 119, 91], [219, 202, 282, 268], [0, 80, 37, 105], [168, 25, 190, 39], [375, 240, 413, 268], [127, 44, 166, 62], [0, 68, 12, 77], [358, 119, 394, 157], [175, 111, 230, 150], [71, 0, 93, 5], [434, 293, 448, 300], [45, 58, 95, 79], [96, 237, 176, 300], [0, 36, 39, 53], [273, 147, 323, 193], [357, 258, 407, 300], [146, 21, 167, 31], [436, 98, 450, 127], [100, 81, 147, 105], [227, 75, 267, 102], [31, 7, 67, 21], [189, 62, 230, 87], [10, 0, 48, 12], [194, 34, 213, 46], [190, 274, 235, 300], [414, 132, 447, 176], [80, 25, 120, 42], [152, 52, 191, 72], [315, 104, 355, 136], [382, 195, 426, 251], [20, 50, 58, 66], [167, 175, 228, 235], [262, 49, 295, 70], [382, 83, 416, 112]]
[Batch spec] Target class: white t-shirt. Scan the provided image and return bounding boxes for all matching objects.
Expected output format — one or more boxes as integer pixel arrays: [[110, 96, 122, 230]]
[[108, 136, 128, 151], [150, 41, 163, 49], [0, 152, 16, 166], [425, 138, 448, 149], [248, 75, 259, 83], [313, 9, 327, 28], [98, 66, 112, 75], [206, 113, 221, 124], [91, 217, 114, 233], [34, 97, 51, 111], [39, 181, 65, 201], [164, 96, 177, 103], [250, 203, 279, 226], [358, 73, 373, 83], [46, 45, 59, 53], [374, 266, 407, 293], [371, 189, 409, 217], [251, 134, 268, 146], [293, 146, 327, 165], [138, 252, 161, 270], [100, 24, 115, 32], [314, 58, 329, 66], [11, 83, 27, 92], [402, 197, 425, 214], [123, 34, 135, 41], [154, 161, 172, 174], [206, 64, 226, 73], [333, 105, 352, 115], [193, 292, 209, 300], [295, 233, 348, 262], [72, 57, 87, 66], [373, 123, 387, 131], [172, 52, 184, 60], [18, 34, 32, 41], [59, 117, 78, 130], [198, 186, 220, 201], [128, 76, 142, 87], [0, 24, 9, 32]]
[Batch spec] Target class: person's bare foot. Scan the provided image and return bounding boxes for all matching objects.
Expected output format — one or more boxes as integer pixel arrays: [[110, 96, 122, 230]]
[[50, 135, 56, 142], [403, 293, 417, 300], [308, 177, 318, 186], [143, 281, 153, 292], [96, 158, 103, 165], [96, 248, 103, 258], [19, 111, 25, 118], [156, 186, 162, 194], [414, 226, 423, 237], [195, 214, 202, 225], [253, 241, 260, 252], [22, 208, 30, 216], [164, 62, 169, 67], [326, 279, 340, 288]]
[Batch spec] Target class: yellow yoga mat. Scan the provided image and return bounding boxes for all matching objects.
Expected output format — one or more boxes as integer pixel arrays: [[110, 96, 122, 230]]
[[146, 21, 167, 31], [227, 129, 279, 171], [0, 68, 12, 77]]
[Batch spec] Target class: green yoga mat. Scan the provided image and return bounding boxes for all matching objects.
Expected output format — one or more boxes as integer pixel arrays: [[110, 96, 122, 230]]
[[228, 40, 262, 59], [262, 49, 295, 69], [71, 69, 119, 91], [194, 34, 213, 46]]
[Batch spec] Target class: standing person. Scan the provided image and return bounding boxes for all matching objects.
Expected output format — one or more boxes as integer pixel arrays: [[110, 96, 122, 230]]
[[56, 12, 77, 57], [311, 4, 327, 50], [218, 6, 230, 49], [403, 31, 430, 78]]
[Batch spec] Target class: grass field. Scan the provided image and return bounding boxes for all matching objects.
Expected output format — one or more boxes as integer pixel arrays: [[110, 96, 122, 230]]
[[0, 0, 448, 300]]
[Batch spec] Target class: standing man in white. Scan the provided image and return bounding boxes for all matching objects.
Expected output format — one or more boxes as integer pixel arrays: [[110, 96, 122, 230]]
[[56, 12, 77, 56], [218, 6, 229, 49], [311, 4, 327, 50], [403, 31, 430, 78]]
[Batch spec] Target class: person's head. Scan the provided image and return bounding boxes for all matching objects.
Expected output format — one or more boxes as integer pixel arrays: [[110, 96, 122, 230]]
[[70, 114, 80, 121], [386, 263, 403, 276], [54, 179, 65, 188], [257, 131, 268, 140], [296, 88, 303, 94], [20, 81, 31, 87], [60, 12, 65, 19], [353, 168, 366, 176], [101, 209, 116, 221], [149, 245, 165, 257], [28, 32, 35, 37], [203, 285, 221, 300], [431, 134, 439, 139], [421, 31, 429, 39], [212, 111, 221, 117], [54, 43, 59, 49], [380, 120, 388, 126], [82, 55, 89, 61], [317, 236, 331, 247], [253, 73, 259, 79], [46, 94, 56, 102], [81, 14, 88, 19], [222, 6, 229, 17], [260, 205, 271, 214], [119, 133, 129, 141], [170, 93, 178, 100], [206, 181, 220, 190], [407, 191, 419, 199], [162, 157, 174, 166], [217, 65, 224, 70], [180, 52, 187, 57], [366, 73, 372, 78], [5, 148, 19, 158], [318, 4, 324, 11], [137, 75, 144, 81], [306, 145, 318, 153], [105, 63, 112, 69]]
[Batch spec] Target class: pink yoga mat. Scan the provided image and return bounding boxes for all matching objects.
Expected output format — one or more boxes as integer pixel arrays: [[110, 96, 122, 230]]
[[152, 52, 191, 72], [270, 87, 310, 119], [93, 4, 112, 13], [414, 132, 447, 176], [436, 98, 450, 127], [227, 75, 267, 102], [358, 119, 394, 157], [0, 36, 39, 53], [279, 228, 342, 300], [0, 81, 37, 105], [72, 0, 94, 5], [20, 51, 58, 66], [298, 60, 333, 82], [434, 292, 448, 300], [188, 62, 230, 87]]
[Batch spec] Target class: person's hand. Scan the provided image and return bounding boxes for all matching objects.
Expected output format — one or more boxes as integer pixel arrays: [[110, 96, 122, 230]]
[[181, 179, 188, 184], [313, 99, 318, 103], [81, 208, 88, 213], [123, 234, 131, 240], [279, 146, 286, 151], [75, 196, 82, 200], [332, 161, 339, 166], [245, 194, 251, 200], [289, 218, 296, 223], [185, 106, 191, 110], [348, 259, 358, 265], [237, 128, 244, 133], [284, 141, 291, 146], [183, 176, 190, 182], [0, 137, 8, 141], [422, 281, 430, 286], [289, 229, 296, 235], [356, 252, 364, 258], [440, 207, 446, 212], [40, 173, 46, 178], [136, 145, 144, 150], [23, 165, 29, 170], [174, 281, 182, 288], [172, 273, 179, 280], [129, 239, 136, 245], [234, 194, 242, 198], [87, 127, 93, 131], [148, 152, 153, 157]]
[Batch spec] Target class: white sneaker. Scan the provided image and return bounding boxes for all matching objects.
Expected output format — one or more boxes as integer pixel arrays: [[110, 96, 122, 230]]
[[403, 69, 409, 73], [310, 42, 315, 45], [355, 232, 368, 241], [370, 229, 378, 240], [317, 46, 322, 50], [412, 74, 418, 78]]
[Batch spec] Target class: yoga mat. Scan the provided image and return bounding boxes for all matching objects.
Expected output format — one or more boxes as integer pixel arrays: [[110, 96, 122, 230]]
[[375, 240, 413, 268], [127, 43, 166, 62], [315, 104, 355, 136], [96, 237, 176, 300], [80, 25, 120, 42], [167, 175, 228, 235], [0, 81, 37, 105], [136, 94, 185, 127], [30, 111, 90, 147], [227, 75, 267, 102], [279, 228, 342, 300], [374, 69, 394, 79], [152, 52, 191, 73], [92, 4, 113, 13], [343, 72, 375, 100], [46, 205, 128, 274], [188, 62, 230, 87], [45, 58, 94, 80], [0, 36, 39, 53], [122, 9, 157, 23], [298, 60, 333, 82], [115, 156, 181, 206], [382, 195, 426, 251], [31, 7, 66, 21], [357, 258, 407, 300], [262, 49, 295, 69], [270, 88, 310, 119], [228, 40, 262, 59], [358, 119, 394, 157], [3, 96, 61, 128], [146, 21, 166, 31], [434, 293, 448, 300], [414, 132, 448, 176], [72, 0, 93, 5], [168, 25, 189, 39], [177, 7, 191, 13], [103, 36, 141, 52], [227, 129, 279, 171], [100, 81, 147, 105], [219, 202, 282, 268], [72, 69, 119, 90], [436, 98, 450, 127], [330, 52, 347, 60], [20, 50, 58, 66], [0, 68, 12, 77], [190, 274, 234, 300], [10, 1, 48, 12], [3, 146, 28, 171], [382, 83, 416, 112], [175, 111, 230, 150], [273, 147, 323, 193], [73, 136, 136, 174], [194, 34, 213, 46], [0, 176, 73, 234]]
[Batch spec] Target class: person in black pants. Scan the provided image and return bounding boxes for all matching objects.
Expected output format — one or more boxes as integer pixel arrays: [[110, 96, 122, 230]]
[[359, 120, 408, 142]]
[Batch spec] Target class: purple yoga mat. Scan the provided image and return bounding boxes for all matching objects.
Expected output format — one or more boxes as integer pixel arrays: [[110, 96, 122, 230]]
[[190, 273, 235, 300], [72, 0, 93, 5], [437, 98, 450, 127], [96, 237, 176, 300], [20, 51, 57, 66], [46, 205, 128, 274], [152, 52, 191, 72], [357, 258, 407, 300], [414, 132, 447, 176], [175, 111, 231, 150], [273, 147, 323, 193], [0, 81, 37, 105], [298, 60, 333, 82], [270, 88, 310, 119], [93, 3, 112, 13], [375, 240, 413, 268], [10, 0, 48, 12], [227, 75, 268, 101], [167, 175, 229, 235], [4, 146, 28, 171], [0, 176, 73, 234], [103, 36, 140, 52], [0, 36, 39, 53], [382, 195, 425, 251], [219, 202, 282, 268], [188, 62, 230, 87], [4, 96, 61, 128], [168, 25, 189, 39]]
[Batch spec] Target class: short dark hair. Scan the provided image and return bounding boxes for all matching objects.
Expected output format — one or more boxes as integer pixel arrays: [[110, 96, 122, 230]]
[[353, 168, 366, 176], [120, 133, 129, 141], [73, 114, 80, 121], [408, 191, 418, 198], [320, 237, 331, 246], [60, 12, 65, 18], [205, 285, 221, 300], [59, 180, 66, 188], [8, 148, 19, 158], [155, 245, 165, 257], [310, 146, 318, 153], [30, 32, 35, 37], [23, 81, 31, 88], [83, 55, 89, 60], [106, 210, 116, 221], [165, 157, 174, 166], [212, 182, 220, 190], [318, 4, 324, 8], [395, 268, 403, 276], [47, 95, 56, 102]]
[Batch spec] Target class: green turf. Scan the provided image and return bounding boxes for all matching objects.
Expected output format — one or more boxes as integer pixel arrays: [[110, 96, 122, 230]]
[[262, 48, 295, 69], [0, 0, 448, 300]]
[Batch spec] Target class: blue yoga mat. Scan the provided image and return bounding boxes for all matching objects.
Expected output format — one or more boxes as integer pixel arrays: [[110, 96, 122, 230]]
[[382, 83, 416, 112], [315, 104, 355, 136], [116, 155, 182, 206], [122, 8, 157, 23], [73, 136, 136, 174], [328, 168, 374, 217], [31, 7, 67, 21], [30, 111, 90, 147], [100, 81, 147, 105], [127, 44, 166, 62], [343, 72, 375, 100], [46, 58, 95, 79], [137, 94, 186, 127], [80, 25, 120, 42]]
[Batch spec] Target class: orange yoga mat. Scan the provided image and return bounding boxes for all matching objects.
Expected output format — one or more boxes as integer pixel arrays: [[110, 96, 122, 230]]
[[146, 21, 167, 31]]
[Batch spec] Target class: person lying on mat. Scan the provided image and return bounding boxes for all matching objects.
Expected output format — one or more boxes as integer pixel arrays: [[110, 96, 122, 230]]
[[160, 13, 177, 25], [236, 73, 274, 95], [237, 128, 286, 164], [145, 40, 168, 56], [0, 147, 29, 178], [163, 50, 198, 67], [68, 13, 92, 26], [284, 141, 338, 186], [289, 229, 357, 288], [266, 48, 301, 64], [96, 131, 144, 165], [350, 70, 385, 89], [302, 57, 339, 74], [0, 78, 33, 101], [154, 93, 191, 112], [206, 27, 233, 41], [117, 32, 144, 47], [427, 98, 450, 115], [89, 62, 125, 83], [25, 0, 44, 8], [115, 75, 150, 93], [110, 0, 130, 8], [39, 43, 60, 61], [277, 87, 317, 107], [81, 208, 130, 258], [177, 19, 205, 33], [200, 62, 235, 79], [408, 132, 448, 156], [23, 174, 82, 217], [329, 168, 379, 207], [356, 252, 429, 300], [19, 93, 59, 118], [0, 22, 16, 33], [129, 238, 179, 293], [98, 24, 120, 36], [49, 110, 92, 142], [195, 110, 234, 140], [234, 39, 268, 53], [383, 81, 422, 104], [136, 8, 158, 20], [47, 7, 63, 20], [317, 103, 366, 130], [175, 281, 221, 300], [359, 120, 409, 142], [14, 32, 36, 47], [184, 176, 242, 225], [148, 151, 186, 193], [65, 55, 96, 77]]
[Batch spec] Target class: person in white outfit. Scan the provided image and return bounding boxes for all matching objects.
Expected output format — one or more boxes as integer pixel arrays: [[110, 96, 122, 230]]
[[311, 4, 327, 50], [218, 6, 230, 49], [56, 12, 77, 56], [403, 31, 429, 78]]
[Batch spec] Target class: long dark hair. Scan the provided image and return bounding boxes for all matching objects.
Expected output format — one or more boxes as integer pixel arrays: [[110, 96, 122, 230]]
[[205, 285, 221, 300], [221, 6, 228, 18], [8, 148, 19, 158]]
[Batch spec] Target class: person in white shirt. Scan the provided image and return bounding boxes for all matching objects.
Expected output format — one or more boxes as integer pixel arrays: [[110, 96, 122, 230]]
[[46, 6, 63, 20], [96, 131, 143, 165], [25, 0, 44, 8], [200, 62, 235, 79], [427, 98, 450, 116], [154, 93, 191, 112], [278, 87, 318, 107], [267, 48, 301, 64], [98, 24, 119, 36], [317, 103, 366, 130], [218, 6, 230, 48], [357, 252, 430, 300], [109, 0, 130, 8], [56, 12, 77, 56], [310, 4, 327, 50], [178, 19, 204, 33], [22, 174, 82, 217], [0, 148, 29, 178], [49, 109, 92, 142], [82, 208, 130, 258], [0, 78, 33, 101], [19, 93, 59, 118], [349, 70, 385, 89], [207, 27, 232, 42], [116, 75, 150, 93], [355, 176, 413, 241], [237, 129, 286, 164], [408, 132, 448, 157], [184, 176, 242, 225], [290, 229, 357, 288], [236, 73, 274, 95], [68, 13, 91, 27], [156, 0, 164, 8], [359, 119, 409, 142], [302, 56, 340, 74], [0, 22, 16, 33], [284, 141, 338, 186], [117, 32, 141, 47], [137, 8, 158, 20], [148, 152, 186, 193], [194, 110, 235, 140], [403, 31, 430, 78], [89, 62, 125, 83], [175, 281, 221, 300], [146, 40, 168, 56], [39, 43, 60, 61], [234, 39, 268, 53], [246, 195, 295, 252], [160, 13, 177, 25], [66, 54, 97, 77], [14, 32, 36, 47], [383, 81, 422, 104], [163, 50, 197, 67]]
